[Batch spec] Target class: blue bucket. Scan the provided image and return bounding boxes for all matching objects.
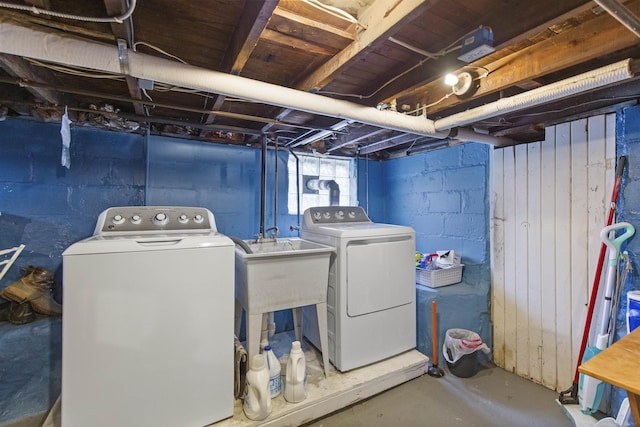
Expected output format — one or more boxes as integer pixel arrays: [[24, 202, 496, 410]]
[[627, 290, 640, 334]]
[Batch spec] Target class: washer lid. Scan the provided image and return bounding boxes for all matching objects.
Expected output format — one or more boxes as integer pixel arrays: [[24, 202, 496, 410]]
[[63, 232, 233, 256], [302, 222, 415, 239], [302, 206, 415, 238]]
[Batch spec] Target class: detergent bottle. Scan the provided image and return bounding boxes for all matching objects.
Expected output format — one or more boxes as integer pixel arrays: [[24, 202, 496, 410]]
[[243, 354, 271, 420], [284, 340, 307, 403], [263, 345, 282, 398]]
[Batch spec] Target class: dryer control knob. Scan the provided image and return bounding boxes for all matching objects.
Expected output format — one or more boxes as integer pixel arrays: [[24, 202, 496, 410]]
[[178, 214, 189, 224], [112, 214, 125, 225], [153, 212, 168, 225], [194, 214, 204, 223]]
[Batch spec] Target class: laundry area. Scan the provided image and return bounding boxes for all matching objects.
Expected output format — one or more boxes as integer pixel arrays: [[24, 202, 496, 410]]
[[3, 1, 640, 427]]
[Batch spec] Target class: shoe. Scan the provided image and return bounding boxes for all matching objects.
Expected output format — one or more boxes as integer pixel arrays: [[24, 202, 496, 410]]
[[0, 301, 36, 325], [0, 266, 62, 316]]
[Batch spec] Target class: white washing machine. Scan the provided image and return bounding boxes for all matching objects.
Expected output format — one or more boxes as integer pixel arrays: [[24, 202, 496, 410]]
[[62, 206, 235, 427], [301, 206, 416, 372]]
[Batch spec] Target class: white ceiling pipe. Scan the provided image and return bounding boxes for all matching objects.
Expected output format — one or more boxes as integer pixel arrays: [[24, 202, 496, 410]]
[[434, 59, 638, 131], [0, 21, 453, 139]]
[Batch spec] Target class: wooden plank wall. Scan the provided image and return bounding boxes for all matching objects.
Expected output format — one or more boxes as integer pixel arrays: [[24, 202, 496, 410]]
[[490, 114, 615, 390]]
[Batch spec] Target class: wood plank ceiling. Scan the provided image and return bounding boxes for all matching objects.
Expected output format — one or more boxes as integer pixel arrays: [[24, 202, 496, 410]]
[[0, 0, 639, 159]]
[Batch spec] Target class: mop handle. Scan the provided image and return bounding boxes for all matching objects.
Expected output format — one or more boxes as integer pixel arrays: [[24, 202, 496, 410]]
[[597, 222, 635, 336], [600, 222, 636, 266], [432, 300, 438, 366]]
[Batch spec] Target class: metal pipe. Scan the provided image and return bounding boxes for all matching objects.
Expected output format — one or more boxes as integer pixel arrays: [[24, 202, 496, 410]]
[[288, 148, 301, 234], [0, 21, 447, 138], [594, 0, 640, 38], [273, 137, 278, 236], [260, 135, 267, 239]]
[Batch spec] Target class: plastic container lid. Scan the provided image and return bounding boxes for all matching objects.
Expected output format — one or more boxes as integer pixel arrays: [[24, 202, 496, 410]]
[[291, 341, 301, 351], [264, 345, 272, 351]]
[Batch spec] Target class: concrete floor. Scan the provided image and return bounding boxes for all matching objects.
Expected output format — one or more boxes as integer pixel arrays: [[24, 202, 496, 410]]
[[6, 363, 577, 427], [304, 362, 574, 427]]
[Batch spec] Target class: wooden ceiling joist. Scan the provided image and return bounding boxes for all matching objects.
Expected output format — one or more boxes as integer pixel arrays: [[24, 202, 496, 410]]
[[206, 0, 279, 126], [295, 0, 431, 92]]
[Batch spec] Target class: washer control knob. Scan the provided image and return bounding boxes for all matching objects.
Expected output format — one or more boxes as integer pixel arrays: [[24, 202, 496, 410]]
[[130, 214, 142, 225], [348, 211, 356, 219], [313, 211, 322, 220], [336, 210, 344, 220], [112, 214, 125, 225], [194, 214, 204, 224], [178, 214, 189, 224], [323, 212, 331, 219], [153, 212, 168, 225]]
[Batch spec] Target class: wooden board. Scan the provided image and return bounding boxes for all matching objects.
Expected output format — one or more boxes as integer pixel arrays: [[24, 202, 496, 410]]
[[579, 328, 640, 424]]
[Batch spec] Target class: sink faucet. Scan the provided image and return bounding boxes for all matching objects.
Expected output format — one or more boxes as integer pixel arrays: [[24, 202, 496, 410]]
[[255, 226, 279, 243], [265, 226, 279, 239]]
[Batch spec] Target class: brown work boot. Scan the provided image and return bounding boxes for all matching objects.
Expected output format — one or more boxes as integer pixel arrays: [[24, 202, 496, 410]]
[[0, 266, 62, 316], [0, 301, 36, 325]]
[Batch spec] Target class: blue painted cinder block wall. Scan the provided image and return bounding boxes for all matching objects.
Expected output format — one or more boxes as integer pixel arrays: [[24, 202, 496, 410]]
[[610, 105, 640, 421], [0, 120, 301, 425], [146, 137, 301, 239], [0, 118, 146, 425], [378, 143, 492, 365]]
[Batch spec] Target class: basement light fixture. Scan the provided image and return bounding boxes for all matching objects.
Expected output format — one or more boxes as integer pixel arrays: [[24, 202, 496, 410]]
[[445, 70, 479, 98]]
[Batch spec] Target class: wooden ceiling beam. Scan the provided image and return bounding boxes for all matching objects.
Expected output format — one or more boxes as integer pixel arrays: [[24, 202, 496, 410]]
[[206, 0, 279, 126], [261, 28, 335, 56], [271, 7, 355, 44], [395, 0, 640, 114], [0, 54, 61, 105], [223, 0, 280, 75], [295, 0, 432, 92]]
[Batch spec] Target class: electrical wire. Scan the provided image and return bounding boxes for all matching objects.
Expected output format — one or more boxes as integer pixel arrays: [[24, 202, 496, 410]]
[[133, 41, 188, 64], [26, 58, 125, 80], [316, 36, 463, 100], [301, 0, 360, 25], [0, 0, 136, 23], [404, 92, 455, 115]]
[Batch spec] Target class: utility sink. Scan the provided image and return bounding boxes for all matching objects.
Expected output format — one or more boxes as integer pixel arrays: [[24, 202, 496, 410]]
[[234, 237, 334, 374], [234, 238, 333, 313]]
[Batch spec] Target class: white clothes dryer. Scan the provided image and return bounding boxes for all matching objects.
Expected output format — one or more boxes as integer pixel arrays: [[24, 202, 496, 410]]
[[301, 206, 416, 372], [62, 206, 234, 427]]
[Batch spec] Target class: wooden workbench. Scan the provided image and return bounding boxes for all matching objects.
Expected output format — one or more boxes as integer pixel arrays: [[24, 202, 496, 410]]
[[578, 328, 640, 423]]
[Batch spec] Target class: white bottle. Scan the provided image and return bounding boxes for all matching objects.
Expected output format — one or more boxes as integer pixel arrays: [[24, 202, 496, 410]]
[[263, 345, 282, 398], [243, 354, 272, 420], [284, 341, 307, 403]]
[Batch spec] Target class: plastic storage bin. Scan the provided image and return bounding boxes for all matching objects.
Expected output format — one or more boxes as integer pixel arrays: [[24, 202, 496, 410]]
[[416, 265, 463, 288]]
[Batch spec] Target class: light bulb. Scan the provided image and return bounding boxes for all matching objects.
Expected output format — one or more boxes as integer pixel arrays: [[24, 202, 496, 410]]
[[444, 73, 459, 86]]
